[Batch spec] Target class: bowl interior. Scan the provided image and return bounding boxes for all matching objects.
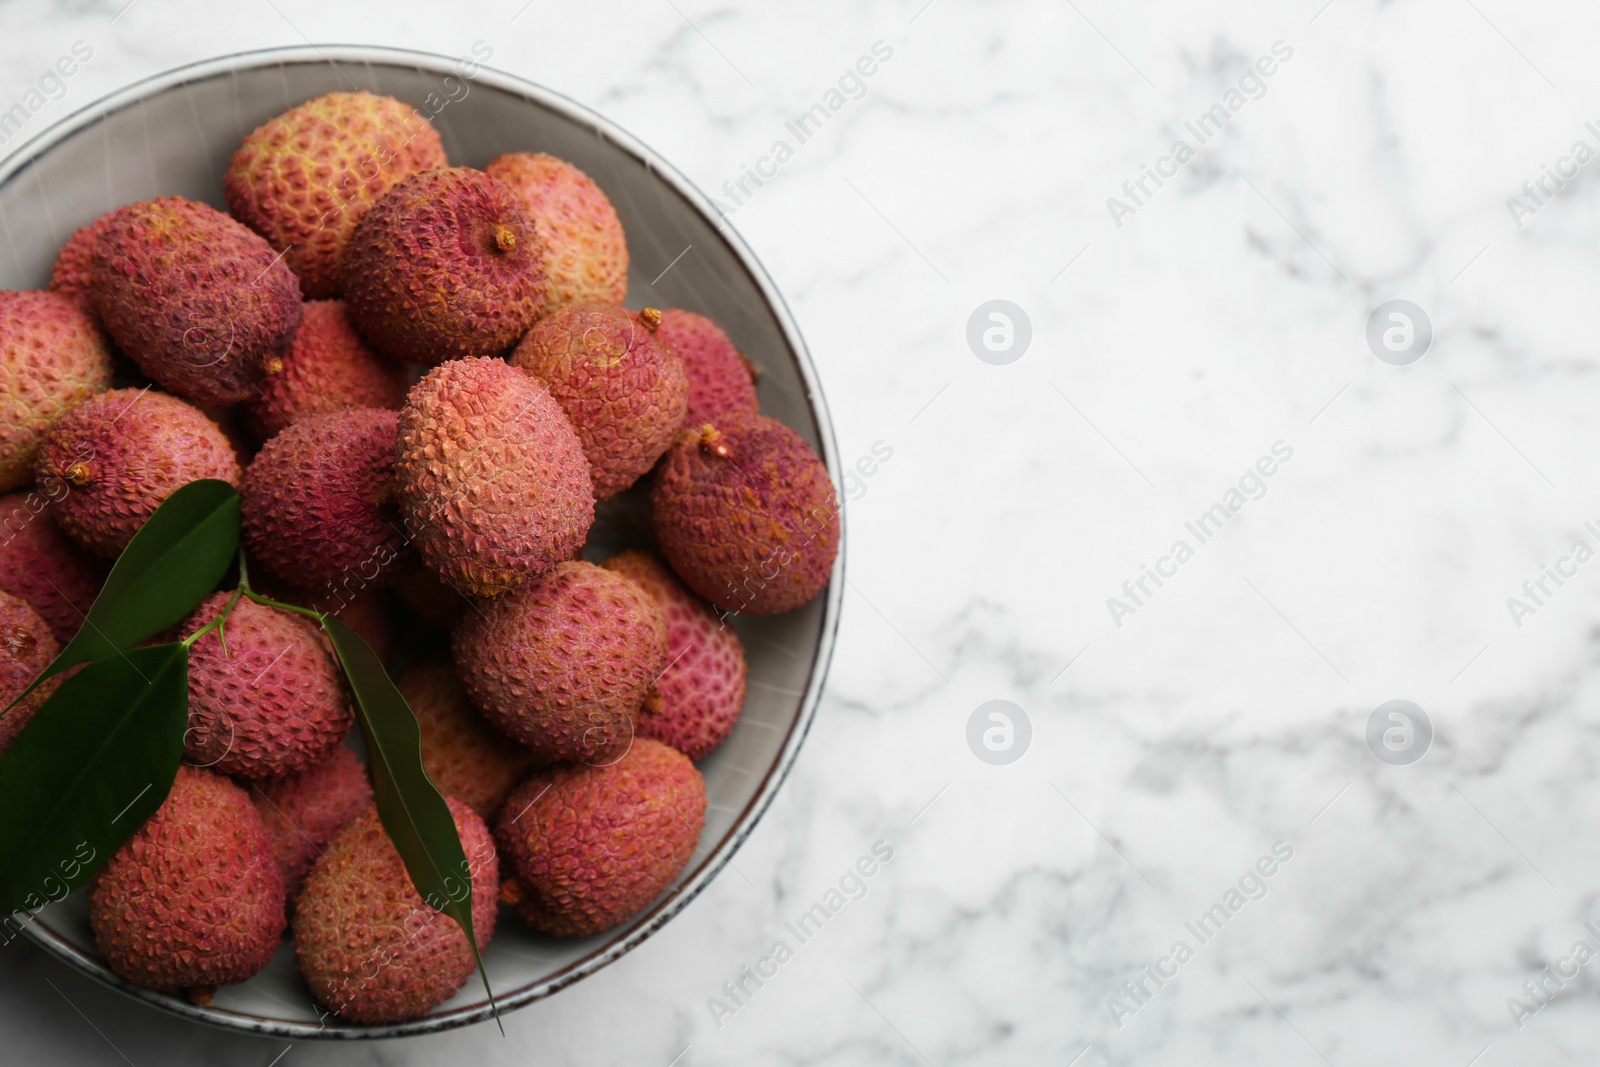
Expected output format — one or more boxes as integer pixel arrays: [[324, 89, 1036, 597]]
[[0, 47, 839, 1038]]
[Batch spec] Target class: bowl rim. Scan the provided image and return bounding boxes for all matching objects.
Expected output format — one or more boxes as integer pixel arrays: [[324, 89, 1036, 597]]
[[0, 43, 845, 1040]]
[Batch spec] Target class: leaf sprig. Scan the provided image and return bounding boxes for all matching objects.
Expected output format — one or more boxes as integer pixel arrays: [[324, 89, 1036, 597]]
[[0, 480, 495, 1018]]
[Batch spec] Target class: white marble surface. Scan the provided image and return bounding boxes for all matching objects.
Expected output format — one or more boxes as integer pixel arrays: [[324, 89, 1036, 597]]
[[6, 0, 1600, 1063]]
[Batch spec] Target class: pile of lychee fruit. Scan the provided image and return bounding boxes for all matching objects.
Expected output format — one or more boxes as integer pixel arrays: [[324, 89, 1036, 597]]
[[0, 90, 839, 1023]]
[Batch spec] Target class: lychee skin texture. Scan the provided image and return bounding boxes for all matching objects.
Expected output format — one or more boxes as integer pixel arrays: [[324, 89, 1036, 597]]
[[180, 592, 353, 779], [37, 389, 242, 558], [294, 798, 498, 1025], [398, 654, 535, 821], [88, 766, 286, 996], [49, 208, 131, 316], [0, 489, 106, 643], [395, 358, 593, 596], [250, 744, 373, 902], [513, 302, 688, 499], [604, 551, 746, 760], [650, 309, 759, 429], [485, 153, 628, 311], [91, 196, 304, 406], [453, 561, 668, 764], [241, 300, 407, 441], [0, 590, 61, 757], [242, 408, 412, 593], [342, 168, 547, 366], [495, 739, 705, 937], [651, 417, 840, 615], [0, 290, 115, 492], [225, 91, 449, 300]]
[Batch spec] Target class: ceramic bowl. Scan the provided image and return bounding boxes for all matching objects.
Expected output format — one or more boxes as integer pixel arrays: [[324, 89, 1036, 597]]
[[0, 44, 841, 1038]]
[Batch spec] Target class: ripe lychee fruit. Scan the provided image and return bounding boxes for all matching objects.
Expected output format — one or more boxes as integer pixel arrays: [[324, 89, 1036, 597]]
[[651, 417, 840, 615], [249, 743, 373, 902], [397, 654, 536, 821], [453, 561, 667, 764], [512, 301, 687, 499], [224, 91, 448, 299], [603, 550, 746, 760], [242, 408, 411, 593], [394, 358, 593, 596], [240, 300, 407, 441], [496, 739, 706, 937], [648, 308, 760, 429], [294, 798, 498, 1024], [342, 168, 546, 365], [0, 590, 60, 758], [179, 592, 353, 779], [0, 289, 115, 492], [0, 489, 106, 643], [88, 766, 286, 999], [90, 196, 303, 406], [37, 389, 242, 558], [485, 152, 628, 311]]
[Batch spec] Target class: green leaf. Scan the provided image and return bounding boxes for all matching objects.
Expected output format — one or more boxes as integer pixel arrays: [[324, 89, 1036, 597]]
[[321, 616, 499, 1025], [0, 644, 189, 916], [4, 480, 239, 715]]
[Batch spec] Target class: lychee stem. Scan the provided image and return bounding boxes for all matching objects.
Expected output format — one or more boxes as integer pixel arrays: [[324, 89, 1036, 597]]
[[235, 547, 330, 624], [638, 307, 662, 331], [64, 463, 91, 487], [242, 588, 327, 623], [180, 585, 245, 654], [492, 225, 517, 253], [698, 424, 734, 460], [263, 356, 284, 376]]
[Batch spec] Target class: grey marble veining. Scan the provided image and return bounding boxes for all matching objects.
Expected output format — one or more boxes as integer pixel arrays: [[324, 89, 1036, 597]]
[[4, 0, 1600, 1063]]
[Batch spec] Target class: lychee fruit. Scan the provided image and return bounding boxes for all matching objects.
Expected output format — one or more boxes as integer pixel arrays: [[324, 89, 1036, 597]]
[[394, 358, 593, 596], [0, 289, 115, 492], [512, 301, 687, 499], [0, 489, 106, 642], [294, 798, 498, 1024], [240, 300, 407, 441], [249, 743, 373, 902], [453, 561, 667, 764], [342, 168, 546, 365], [241, 408, 411, 593], [0, 590, 61, 758], [37, 388, 242, 558], [603, 550, 746, 760], [90, 196, 303, 406], [179, 592, 353, 779], [485, 152, 628, 311], [648, 308, 759, 428], [88, 766, 286, 999], [398, 654, 536, 821], [651, 417, 839, 615], [495, 739, 705, 937], [224, 91, 449, 299]]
